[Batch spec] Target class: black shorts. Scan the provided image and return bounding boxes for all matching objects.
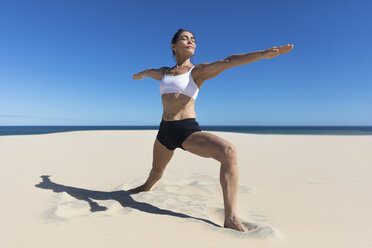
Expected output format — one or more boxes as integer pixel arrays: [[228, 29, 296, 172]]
[[156, 118, 202, 151]]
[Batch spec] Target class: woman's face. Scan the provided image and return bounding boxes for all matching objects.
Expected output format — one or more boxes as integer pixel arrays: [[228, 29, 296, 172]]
[[172, 31, 196, 57]]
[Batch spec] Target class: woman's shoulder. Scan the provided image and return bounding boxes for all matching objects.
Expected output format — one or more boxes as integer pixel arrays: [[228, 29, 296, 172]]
[[160, 67, 171, 77], [161, 66, 171, 73]]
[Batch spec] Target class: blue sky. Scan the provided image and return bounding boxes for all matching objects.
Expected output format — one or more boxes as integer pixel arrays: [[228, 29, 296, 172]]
[[0, 0, 371, 126]]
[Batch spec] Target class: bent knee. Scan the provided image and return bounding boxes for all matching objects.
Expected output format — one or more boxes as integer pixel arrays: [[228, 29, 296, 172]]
[[217, 144, 237, 163]]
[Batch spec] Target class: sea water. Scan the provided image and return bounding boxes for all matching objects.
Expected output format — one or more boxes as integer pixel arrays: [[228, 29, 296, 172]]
[[1, 125, 372, 136]]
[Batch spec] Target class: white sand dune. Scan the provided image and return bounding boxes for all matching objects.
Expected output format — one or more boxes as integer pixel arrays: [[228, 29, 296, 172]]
[[1, 130, 371, 247]]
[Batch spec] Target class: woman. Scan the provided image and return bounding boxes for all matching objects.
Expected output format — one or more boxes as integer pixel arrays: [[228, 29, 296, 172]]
[[131, 28, 294, 232]]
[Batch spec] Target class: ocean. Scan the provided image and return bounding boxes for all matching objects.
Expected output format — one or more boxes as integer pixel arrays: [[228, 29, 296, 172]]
[[1, 125, 372, 136]]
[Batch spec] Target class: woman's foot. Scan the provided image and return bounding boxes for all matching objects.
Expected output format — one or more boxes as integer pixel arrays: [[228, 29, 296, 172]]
[[128, 184, 150, 194], [224, 216, 257, 232]]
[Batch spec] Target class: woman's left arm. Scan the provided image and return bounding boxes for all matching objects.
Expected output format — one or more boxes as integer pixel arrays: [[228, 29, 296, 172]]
[[228, 44, 294, 66], [196, 44, 294, 82]]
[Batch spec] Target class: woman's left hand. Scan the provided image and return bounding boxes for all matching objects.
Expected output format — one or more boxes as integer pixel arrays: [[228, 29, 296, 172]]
[[262, 44, 294, 59]]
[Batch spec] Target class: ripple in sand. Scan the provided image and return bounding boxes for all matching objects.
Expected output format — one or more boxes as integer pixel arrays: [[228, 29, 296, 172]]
[[41, 173, 260, 230]]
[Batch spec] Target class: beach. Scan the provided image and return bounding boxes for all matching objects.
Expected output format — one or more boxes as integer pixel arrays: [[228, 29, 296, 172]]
[[1, 130, 371, 247]]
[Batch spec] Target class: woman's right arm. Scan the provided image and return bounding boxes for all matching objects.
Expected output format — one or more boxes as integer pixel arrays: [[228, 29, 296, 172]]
[[132, 67, 167, 82]]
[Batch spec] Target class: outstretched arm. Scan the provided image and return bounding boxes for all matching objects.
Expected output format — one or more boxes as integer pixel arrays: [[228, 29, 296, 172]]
[[196, 44, 294, 82], [228, 44, 294, 66], [132, 67, 167, 82]]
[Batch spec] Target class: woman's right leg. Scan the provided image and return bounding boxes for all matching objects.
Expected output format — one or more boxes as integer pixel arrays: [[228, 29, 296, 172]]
[[128, 137, 174, 193]]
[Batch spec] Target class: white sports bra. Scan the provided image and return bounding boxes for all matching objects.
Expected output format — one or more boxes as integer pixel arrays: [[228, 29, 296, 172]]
[[159, 66, 199, 100]]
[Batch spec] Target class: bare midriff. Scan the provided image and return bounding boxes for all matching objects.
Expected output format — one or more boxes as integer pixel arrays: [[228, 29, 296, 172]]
[[161, 93, 197, 121]]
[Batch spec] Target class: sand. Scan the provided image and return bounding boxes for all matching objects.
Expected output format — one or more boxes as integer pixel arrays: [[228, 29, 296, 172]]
[[1, 130, 371, 247]]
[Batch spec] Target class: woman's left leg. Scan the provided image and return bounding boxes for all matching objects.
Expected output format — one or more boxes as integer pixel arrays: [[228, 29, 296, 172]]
[[181, 131, 251, 232]]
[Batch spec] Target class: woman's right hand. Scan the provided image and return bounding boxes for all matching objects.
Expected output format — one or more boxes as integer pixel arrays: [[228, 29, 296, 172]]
[[132, 70, 148, 81]]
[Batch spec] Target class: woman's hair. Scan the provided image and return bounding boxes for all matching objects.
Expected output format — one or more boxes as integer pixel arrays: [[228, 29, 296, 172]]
[[171, 28, 196, 63]]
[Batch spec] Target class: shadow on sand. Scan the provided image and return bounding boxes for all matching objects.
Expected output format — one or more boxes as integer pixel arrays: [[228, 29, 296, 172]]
[[35, 175, 221, 228]]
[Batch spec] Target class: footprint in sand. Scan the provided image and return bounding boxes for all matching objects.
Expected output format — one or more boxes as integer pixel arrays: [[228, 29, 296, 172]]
[[245, 225, 278, 239], [221, 221, 279, 239]]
